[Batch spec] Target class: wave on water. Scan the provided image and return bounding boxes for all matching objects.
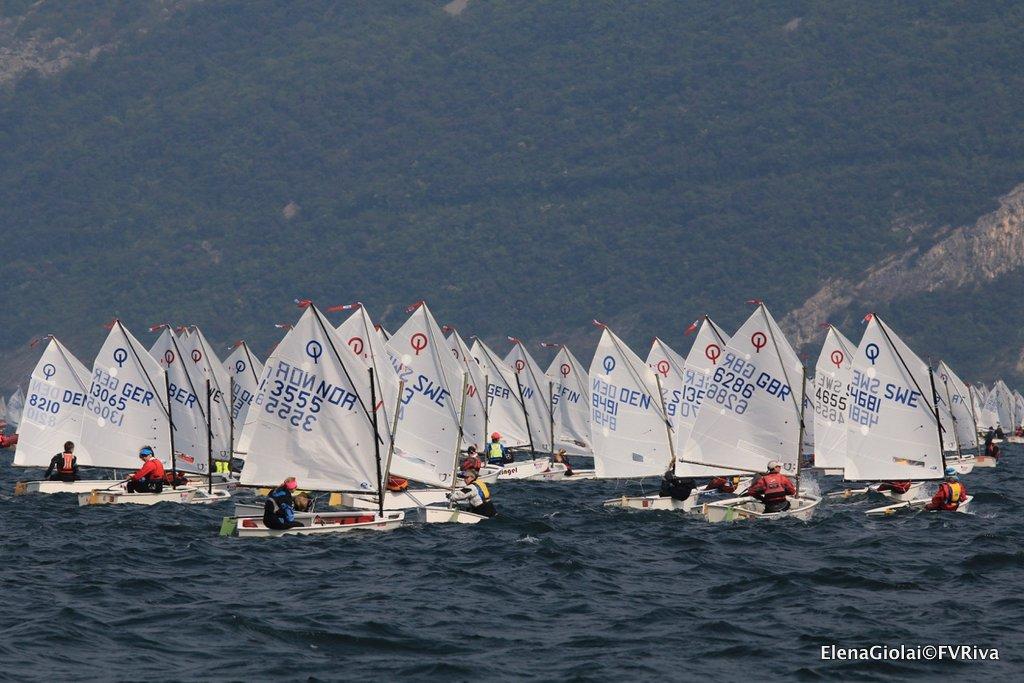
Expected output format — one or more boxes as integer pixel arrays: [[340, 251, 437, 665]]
[[1, 447, 1022, 680]]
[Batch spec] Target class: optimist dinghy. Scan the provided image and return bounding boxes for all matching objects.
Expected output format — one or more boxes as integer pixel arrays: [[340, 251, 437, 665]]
[[865, 494, 974, 517], [680, 303, 820, 522], [842, 315, 961, 518], [223, 304, 405, 536]]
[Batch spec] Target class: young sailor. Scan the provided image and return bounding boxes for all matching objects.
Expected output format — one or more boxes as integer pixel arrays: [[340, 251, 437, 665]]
[[984, 440, 1001, 459], [706, 475, 740, 494], [875, 481, 913, 494], [486, 432, 513, 464], [659, 469, 696, 501], [126, 446, 165, 493], [448, 470, 496, 518], [552, 448, 574, 476], [460, 446, 483, 475], [924, 467, 968, 512], [44, 441, 79, 482], [747, 460, 796, 513], [263, 477, 304, 530], [0, 422, 17, 449]]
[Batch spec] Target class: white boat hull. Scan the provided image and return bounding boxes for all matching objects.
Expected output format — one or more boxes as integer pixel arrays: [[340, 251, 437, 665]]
[[524, 468, 596, 481], [339, 488, 451, 510], [227, 510, 405, 537], [1005, 436, 1023, 444], [702, 495, 820, 523], [15, 479, 124, 495], [603, 493, 697, 512], [409, 506, 489, 524], [972, 456, 997, 468], [865, 495, 974, 517], [946, 455, 975, 475], [495, 458, 564, 480], [826, 482, 925, 502], [477, 466, 500, 484], [78, 487, 197, 506]]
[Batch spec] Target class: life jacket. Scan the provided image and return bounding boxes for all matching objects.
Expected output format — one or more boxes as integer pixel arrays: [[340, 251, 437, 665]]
[[59, 452, 75, 475], [759, 473, 790, 503], [942, 481, 964, 509], [215, 460, 231, 474], [487, 442, 504, 460], [140, 459, 165, 481], [473, 481, 491, 503], [387, 476, 409, 492], [461, 455, 482, 472]]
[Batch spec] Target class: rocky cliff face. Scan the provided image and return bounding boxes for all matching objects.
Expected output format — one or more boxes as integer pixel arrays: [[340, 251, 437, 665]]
[[0, 1, 197, 86], [783, 183, 1024, 350]]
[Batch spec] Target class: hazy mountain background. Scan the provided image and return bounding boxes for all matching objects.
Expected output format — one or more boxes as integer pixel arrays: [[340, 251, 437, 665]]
[[2, 0, 1024, 393]]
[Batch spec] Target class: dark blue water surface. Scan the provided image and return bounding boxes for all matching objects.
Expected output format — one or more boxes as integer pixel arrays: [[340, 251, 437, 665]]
[[1, 447, 1022, 681]]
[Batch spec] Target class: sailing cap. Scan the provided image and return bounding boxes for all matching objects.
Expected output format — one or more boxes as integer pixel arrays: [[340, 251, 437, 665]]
[[491, 432, 501, 440], [285, 479, 298, 490], [767, 460, 781, 470], [138, 446, 155, 457], [944, 466, 958, 477]]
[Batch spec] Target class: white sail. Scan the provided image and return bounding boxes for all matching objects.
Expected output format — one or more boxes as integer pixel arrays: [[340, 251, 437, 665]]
[[1014, 391, 1024, 428], [671, 317, 742, 478], [680, 304, 804, 476], [239, 305, 391, 492], [544, 345, 592, 456], [6, 387, 25, 428], [0, 396, 6, 426], [990, 380, 1015, 428], [802, 374, 815, 456], [939, 365, 979, 449], [385, 302, 465, 488], [149, 328, 208, 473], [505, 339, 554, 453], [646, 338, 687, 436], [80, 321, 171, 469], [223, 341, 264, 449], [445, 329, 488, 450], [470, 338, 531, 447], [13, 337, 93, 467], [972, 385, 987, 429], [979, 384, 1001, 429], [845, 315, 943, 481], [186, 327, 234, 459], [812, 326, 855, 470], [932, 370, 958, 452], [335, 304, 400, 448], [589, 325, 673, 478]]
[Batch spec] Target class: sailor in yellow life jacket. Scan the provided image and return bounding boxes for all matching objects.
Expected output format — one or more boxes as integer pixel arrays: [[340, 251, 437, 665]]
[[925, 467, 968, 511], [486, 432, 513, 464], [448, 470, 497, 517]]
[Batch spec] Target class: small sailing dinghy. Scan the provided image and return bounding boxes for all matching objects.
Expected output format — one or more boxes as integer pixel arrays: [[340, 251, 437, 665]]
[[678, 303, 820, 522], [844, 315, 971, 517], [224, 304, 405, 536], [12, 335, 104, 494], [810, 325, 855, 478], [77, 320, 204, 506], [543, 342, 593, 457], [470, 337, 563, 480], [586, 322, 698, 512], [386, 301, 490, 523]]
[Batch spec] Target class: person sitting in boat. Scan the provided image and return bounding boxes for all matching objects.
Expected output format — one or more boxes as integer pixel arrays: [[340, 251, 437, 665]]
[[924, 467, 968, 512], [125, 446, 165, 494], [705, 475, 740, 494], [984, 440, 1001, 459], [460, 446, 483, 476], [875, 481, 913, 494], [387, 475, 409, 492], [162, 469, 190, 487], [747, 460, 796, 513], [552, 448, 574, 476], [43, 441, 79, 481], [486, 432, 514, 465], [659, 469, 696, 501], [0, 424, 17, 449], [263, 477, 304, 530], [448, 470, 496, 517], [1015, 426, 1024, 438], [995, 425, 1006, 440]]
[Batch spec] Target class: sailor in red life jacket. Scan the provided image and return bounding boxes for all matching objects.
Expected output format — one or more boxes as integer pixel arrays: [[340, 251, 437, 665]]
[[984, 441, 1001, 459], [925, 467, 968, 512], [460, 445, 483, 476], [44, 441, 79, 481], [746, 460, 797, 513], [706, 475, 741, 494], [126, 446, 165, 493], [874, 481, 913, 494], [0, 421, 17, 449]]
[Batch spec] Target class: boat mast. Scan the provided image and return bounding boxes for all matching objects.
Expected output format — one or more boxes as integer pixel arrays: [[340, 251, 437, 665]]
[[654, 372, 677, 470], [796, 364, 806, 494], [482, 372, 490, 450], [206, 379, 213, 493], [548, 379, 556, 458], [381, 379, 405, 485], [928, 367, 948, 472], [228, 376, 235, 463], [449, 373, 470, 504], [165, 372, 176, 488], [370, 367, 384, 517]]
